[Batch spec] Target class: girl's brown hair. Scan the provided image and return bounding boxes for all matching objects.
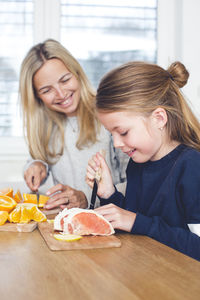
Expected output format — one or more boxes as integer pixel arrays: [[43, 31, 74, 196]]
[[19, 39, 98, 164], [96, 61, 200, 151]]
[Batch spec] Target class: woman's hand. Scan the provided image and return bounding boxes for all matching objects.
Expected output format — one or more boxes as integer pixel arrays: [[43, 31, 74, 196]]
[[24, 162, 47, 191], [44, 184, 88, 210], [86, 152, 115, 199], [95, 203, 136, 232]]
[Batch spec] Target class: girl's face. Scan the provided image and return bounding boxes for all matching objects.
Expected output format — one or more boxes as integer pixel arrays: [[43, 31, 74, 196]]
[[97, 110, 168, 162], [33, 58, 81, 116]]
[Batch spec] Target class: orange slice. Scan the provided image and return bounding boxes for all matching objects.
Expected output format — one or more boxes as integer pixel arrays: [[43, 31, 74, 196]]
[[0, 196, 17, 212], [8, 203, 46, 223], [31, 206, 47, 222], [9, 204, 34, 223], [20, 207, 32, 223], [54, 234, 82, 242], [14, 189, 23, 203], [38, 195, 49, 208], [8, 206, 21, 223], [0, 188, 13, 198], [0, 211, 9, 225], [23, 193, 37, 204]]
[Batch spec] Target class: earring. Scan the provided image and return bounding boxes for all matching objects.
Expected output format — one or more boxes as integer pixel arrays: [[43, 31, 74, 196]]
[[159, 127, 163, 131]]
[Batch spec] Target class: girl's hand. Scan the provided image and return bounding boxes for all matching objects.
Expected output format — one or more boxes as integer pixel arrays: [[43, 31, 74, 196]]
[[24, 162, 47, 192], [95, 203, 136, 232], [86, 152, 115, 199], [44, 184, 88, 210]]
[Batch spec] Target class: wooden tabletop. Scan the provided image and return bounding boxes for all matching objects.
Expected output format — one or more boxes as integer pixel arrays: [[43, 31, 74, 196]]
[[0, 228, 200, 300]]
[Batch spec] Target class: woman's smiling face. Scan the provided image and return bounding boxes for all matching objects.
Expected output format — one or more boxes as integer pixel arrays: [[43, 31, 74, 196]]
[[33, 58, 81, 116], [97, 110, 165, 162]]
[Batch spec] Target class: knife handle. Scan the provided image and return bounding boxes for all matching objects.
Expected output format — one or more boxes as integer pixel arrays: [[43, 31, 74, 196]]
[[89, 179, 98, 209]]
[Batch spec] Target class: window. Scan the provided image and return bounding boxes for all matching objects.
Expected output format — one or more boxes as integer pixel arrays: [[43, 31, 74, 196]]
[[0, 0, 34, 137], [61, 0, 157, 88], [0, 0, 157, 141]]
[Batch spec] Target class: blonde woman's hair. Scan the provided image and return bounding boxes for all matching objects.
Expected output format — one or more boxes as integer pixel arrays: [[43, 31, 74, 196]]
[[19, 39, 98, 164], [96, 61, 200, 151]]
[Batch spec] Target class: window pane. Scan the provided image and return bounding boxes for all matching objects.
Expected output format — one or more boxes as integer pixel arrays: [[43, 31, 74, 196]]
[[61, 0, 157, 88], [0, 0, 34, 137]]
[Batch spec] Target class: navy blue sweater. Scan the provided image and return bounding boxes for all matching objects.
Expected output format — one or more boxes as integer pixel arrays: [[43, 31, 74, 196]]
[[100, 144, 200, 261]]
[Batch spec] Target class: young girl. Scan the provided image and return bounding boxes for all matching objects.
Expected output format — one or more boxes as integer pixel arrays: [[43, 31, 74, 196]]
[[86, 61, 200, 261], [19, 39, 128, 210]]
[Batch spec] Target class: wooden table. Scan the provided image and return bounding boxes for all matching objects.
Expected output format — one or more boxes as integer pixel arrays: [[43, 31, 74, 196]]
[[0, 228, 200, 300]]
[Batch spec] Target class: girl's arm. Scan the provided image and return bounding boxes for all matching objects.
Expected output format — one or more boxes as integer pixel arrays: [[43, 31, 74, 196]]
[[131, 213, 200, 261]]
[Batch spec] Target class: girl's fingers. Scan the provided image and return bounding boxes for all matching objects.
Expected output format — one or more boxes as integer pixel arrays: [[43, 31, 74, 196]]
[[86, 173, 95, 182], [85, 179, 94, 189], [96, 205, 136, 232], [94, 203, 115, 215], [109, 220, 120, 229], [88, 154, 101, 171]]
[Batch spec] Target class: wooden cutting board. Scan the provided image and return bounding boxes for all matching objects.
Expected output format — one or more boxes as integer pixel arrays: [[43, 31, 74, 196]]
[[38, 222, 121, 251], [0, 221, 37, 232], [40, 207, 61, 216]]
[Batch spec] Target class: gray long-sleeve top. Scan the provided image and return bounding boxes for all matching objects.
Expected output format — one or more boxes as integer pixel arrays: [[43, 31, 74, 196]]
[[24, 117, 129, 207]]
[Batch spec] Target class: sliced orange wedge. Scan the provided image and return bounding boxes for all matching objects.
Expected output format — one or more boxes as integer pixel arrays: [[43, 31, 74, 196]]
[[8, 203, 46, 223], [0, 196, 17, 212], [0, 188, 13, 198], [14, 189, 23, 203], [23, 193, 37, 204], [38, 195, 49, 208], [31, 206, 47, 222], [8, 205, 21, 223], [20, 206, 32, 223], [53, 234, 82, 242], [0, 211, 9, 225]]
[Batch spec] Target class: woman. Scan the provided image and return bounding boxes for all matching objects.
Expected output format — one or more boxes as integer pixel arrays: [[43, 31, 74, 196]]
[[19, 39, 128, 210]]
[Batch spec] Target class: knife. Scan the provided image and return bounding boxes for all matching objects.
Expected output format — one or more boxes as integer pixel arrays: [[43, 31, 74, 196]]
[[89, 150, 106, 209], [31, 177, 40, 206], [30, 191, 39, 206], [89, 179, 98, 209]]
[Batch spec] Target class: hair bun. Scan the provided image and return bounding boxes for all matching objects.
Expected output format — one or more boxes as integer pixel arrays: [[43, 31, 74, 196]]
[[167, 61, 189, 88]]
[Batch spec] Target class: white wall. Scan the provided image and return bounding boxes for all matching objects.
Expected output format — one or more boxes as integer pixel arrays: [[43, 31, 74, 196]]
[[0, 137, 28, 182], [157, 0, 200, 118]]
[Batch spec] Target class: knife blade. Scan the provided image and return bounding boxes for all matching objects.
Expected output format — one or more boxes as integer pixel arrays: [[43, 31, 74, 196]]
[[89, 179, 98, 209], [89, 149, 105, 209], [31, 176, 39, 206]]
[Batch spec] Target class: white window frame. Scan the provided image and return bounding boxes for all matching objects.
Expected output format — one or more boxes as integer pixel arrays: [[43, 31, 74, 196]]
[[0, 0, 178, 161], [0, 0, 60, 161]]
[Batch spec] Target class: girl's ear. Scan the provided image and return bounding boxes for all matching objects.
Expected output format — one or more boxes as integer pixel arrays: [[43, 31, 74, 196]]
[[151, 107, 167, 129]]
